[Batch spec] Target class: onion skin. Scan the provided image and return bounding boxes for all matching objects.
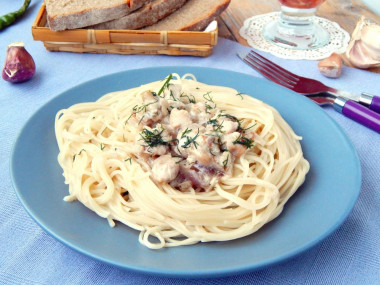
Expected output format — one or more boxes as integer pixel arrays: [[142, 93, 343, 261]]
[[2, 42, 35, 83]]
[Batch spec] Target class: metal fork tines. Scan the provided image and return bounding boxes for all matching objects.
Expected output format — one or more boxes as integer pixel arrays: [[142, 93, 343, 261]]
[[239, 50, 380, 108], [237, 50, 380, 133], [243, 50, 300, 90]]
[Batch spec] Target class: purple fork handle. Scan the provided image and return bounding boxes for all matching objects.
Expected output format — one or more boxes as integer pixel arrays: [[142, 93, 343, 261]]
[[369, 96, 380, 113], [360, 93, 380, 114], [334, 98, 380, 133]]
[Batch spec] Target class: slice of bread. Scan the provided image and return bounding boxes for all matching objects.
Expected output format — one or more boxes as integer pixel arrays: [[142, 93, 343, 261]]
[[91, 0, 188, 30], [143, 0, 231, 31], [45, 0, 150, 31]]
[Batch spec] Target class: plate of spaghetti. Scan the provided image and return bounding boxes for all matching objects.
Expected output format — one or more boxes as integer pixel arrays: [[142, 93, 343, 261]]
[[11, 66, 361, 277]]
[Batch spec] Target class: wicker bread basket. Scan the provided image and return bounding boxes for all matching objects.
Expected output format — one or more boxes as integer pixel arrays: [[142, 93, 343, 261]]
[[32, 4, 218, 57]]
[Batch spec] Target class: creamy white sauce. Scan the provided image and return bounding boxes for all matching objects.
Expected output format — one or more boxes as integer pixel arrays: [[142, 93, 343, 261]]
[[132, 79, 255, 191]]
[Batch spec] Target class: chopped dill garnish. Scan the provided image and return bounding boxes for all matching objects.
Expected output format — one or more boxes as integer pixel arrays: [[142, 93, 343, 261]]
[[72, 149, 86, 162], [100, 143, 105, 150], [222, 153, 229, 167], [126, 100, 157, 123], [140, 128, 169, 148], [233, 134, 254, 149], [203, 91, 216, 113], [181, 128, 200, 149], [214, 120, 224, 133], [138, 115, 145, 125], [124, 157, 132, 165], [241, 122, 257, 131], [218, 113, 239, 122], [101, 127, 108, 135], [180, 93, 196, 103], [157, 74, 173, 97], [169, 90, 177, 101], [180, 127, 192, 138], [205, 102, 216, 113], [207, 119, 218, 126], [236, 92, 244, 100], [218, 114, 244, 131], [203, 91, 213, 102]]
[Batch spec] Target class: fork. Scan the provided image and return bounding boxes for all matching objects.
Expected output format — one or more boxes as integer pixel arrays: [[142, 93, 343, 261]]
[[238, 50, 380, 133]]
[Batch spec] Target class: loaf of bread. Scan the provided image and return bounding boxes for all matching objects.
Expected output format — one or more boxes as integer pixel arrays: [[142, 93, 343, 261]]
[[45, 0, 230, 32], [45, 0, 151, 31], [143, 0, 231, 31], [90, 0, 188, 30]]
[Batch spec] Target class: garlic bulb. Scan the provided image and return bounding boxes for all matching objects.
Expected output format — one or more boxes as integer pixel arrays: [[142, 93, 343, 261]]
[[345, 17, 380, 69]]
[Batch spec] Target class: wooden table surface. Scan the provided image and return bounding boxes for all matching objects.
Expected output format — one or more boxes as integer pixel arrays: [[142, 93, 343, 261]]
[[217, 0, 380, 73]]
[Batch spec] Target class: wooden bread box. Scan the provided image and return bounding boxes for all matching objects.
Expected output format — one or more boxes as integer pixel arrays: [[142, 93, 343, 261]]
[[31, 4, 218, 57]]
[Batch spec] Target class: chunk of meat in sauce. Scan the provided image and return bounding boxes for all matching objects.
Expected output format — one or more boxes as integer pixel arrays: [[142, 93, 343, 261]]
[[151, 154, 179, 183], [222, 132, 246, 157], [170, 108, 191, 129]]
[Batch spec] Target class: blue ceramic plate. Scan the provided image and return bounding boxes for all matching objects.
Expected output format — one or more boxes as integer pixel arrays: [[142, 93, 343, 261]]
[[10, 67, 361, 278]]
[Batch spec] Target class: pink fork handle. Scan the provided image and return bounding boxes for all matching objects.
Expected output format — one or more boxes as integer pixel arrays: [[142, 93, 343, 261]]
[[334, 98, 380, 133]]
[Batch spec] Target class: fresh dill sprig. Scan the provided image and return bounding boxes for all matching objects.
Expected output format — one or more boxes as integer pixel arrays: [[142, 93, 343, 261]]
[[157, 74, 173, 97], [222, 153, 229, 167], [203, 91, 213, 102], [241, 122, 257, 131], [236, 92, 244, 100], [203, 91, 217, 113], [72, 149, 86, 162], [180, 127, 192, 138], [180, 93, 196, 103], [138, 115, 145, 125], [181, 128, 200, 149], [140, 128, 169, 148], [233, 134, 254, 149], [126, 100, 157, 123], [214, 120, 224, 133], [218, 114, 244, 131], [169, 90, 178, 101]]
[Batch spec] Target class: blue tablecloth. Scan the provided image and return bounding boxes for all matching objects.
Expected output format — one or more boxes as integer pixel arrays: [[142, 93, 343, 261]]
[[1, 1, 379, 284]]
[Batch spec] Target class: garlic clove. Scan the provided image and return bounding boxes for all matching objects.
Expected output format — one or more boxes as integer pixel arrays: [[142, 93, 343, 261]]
[[2, 42, 36, 83], [360, 25, 380, 61], [318, 53, 342, 78], [348, 40, 380, 69], [345, 17, 380, 69]]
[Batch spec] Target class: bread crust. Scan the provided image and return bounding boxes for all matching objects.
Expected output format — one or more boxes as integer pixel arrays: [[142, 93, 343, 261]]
[[46, 0, 149, 31], [180, 0, 230, 31], [143, 0, 231, 31], [91, 0, 187, 30]]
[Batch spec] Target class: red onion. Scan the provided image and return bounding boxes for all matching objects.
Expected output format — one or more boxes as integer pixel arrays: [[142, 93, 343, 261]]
[[2, 42, 35, 83]]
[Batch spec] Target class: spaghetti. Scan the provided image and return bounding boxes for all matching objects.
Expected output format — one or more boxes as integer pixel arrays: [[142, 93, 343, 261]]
[[55, 73, 310, 249]]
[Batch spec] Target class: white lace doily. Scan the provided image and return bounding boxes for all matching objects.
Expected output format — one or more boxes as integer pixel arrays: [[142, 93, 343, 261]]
[[239, 12, 350, 60]]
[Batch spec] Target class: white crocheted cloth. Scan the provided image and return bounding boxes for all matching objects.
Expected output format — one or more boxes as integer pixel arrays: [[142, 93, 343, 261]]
[[239, 12, 350, 60]]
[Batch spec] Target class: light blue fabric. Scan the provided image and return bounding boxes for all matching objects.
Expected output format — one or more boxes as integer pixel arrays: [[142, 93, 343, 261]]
[[1, 1, 379, 284]]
